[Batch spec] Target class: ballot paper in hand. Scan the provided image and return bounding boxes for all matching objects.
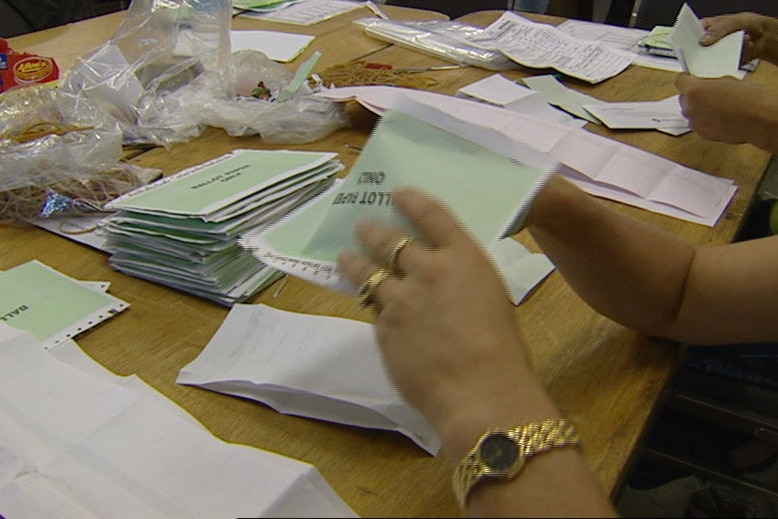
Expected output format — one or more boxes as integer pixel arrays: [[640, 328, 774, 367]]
[[671, 3, 743, 78], [241, 96, 556, 291], [104, 149, 342, 305], [0, 324, 355, 518], [177, 303, 440, 454]]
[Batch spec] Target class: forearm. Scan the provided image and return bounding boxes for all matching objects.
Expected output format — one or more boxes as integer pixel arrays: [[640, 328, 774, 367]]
[[741, 91, 778, 154], [526, 176, 695, 337], [673, 235, 778, 344]]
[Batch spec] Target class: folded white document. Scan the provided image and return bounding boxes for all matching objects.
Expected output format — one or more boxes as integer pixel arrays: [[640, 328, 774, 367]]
[[178, 303, 441, 454], [0, 324, 355, 518]]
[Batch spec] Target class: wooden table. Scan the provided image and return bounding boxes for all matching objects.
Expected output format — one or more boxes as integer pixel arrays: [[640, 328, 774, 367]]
[[3, 7, 777, 517]]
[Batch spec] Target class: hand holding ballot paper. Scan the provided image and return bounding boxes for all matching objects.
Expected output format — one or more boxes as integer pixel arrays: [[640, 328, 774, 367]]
[[671, 6, 778, 153], [671, 3, 744, 78], [241, 96, 557, 293]]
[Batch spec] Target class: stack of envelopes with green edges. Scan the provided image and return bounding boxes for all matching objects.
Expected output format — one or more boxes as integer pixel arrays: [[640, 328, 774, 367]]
[[103, 149, 342, 305]]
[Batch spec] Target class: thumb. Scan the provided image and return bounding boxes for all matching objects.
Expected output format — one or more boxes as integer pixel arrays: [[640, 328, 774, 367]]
[[675, 72, 694, 91], [699, 31, 717, 45]]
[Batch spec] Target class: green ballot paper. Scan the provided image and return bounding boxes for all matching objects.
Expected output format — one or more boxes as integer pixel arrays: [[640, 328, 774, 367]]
[[240, 96, 557, 292], [0, 260, 129, 349]]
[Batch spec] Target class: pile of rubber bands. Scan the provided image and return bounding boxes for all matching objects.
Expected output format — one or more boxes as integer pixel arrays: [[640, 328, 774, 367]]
[[318, 60, 440, 89]]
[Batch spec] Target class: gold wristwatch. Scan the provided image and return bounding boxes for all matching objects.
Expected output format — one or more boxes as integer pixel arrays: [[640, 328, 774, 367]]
[[452, 418, 580, 508]]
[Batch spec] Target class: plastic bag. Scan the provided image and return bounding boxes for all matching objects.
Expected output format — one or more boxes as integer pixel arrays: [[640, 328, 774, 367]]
[[0, 85, 161, 223], [59, 0, 349, 147], [354, 18, 517, 71], [185, 50, 350, 143]]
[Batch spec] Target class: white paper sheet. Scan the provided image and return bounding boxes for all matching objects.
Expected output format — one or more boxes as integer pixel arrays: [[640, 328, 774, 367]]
[[522, 74, 605, 124], [230, 30, 315, 62], [555, 18, 750, 77], [29, 213, 111, 251], [583, 95, 690, 131], [555, 19, 681, 73], [473, 12, 636, 84], [315, 85, 736, 226], [236, 0, 364, 25], [456, 74, 585, 127], [489, 239, 555, 305], [178, 303, 440, 454], [0, 324, 355, 518]]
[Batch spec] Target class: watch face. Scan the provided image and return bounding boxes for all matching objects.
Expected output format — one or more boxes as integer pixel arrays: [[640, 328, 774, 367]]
[[478, 432, 522, 475]]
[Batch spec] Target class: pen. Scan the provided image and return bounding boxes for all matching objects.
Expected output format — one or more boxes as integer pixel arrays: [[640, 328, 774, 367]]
[[399, 64, 468, 73]]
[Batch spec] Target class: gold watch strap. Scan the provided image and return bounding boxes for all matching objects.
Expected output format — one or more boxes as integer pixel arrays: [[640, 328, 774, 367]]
[[452, 418, 580, 509]]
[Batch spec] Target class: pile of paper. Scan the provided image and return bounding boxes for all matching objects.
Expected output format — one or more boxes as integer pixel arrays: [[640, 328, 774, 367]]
[[0, 324, 355, 517], [103, 149, 342, 305]]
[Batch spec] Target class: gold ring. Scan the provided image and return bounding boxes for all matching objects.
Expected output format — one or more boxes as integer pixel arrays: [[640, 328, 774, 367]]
[[387, 237, 413, 272], [358, 267, 391, 307]]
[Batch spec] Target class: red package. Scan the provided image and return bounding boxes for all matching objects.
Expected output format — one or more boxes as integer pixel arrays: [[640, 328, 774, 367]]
[[0, 38, 60, 94]]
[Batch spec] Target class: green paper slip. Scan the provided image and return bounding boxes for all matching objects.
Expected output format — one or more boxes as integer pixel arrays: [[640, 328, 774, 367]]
[[242, 96, 557, 291], [233, 0, 289, 9], [0, 260, 129, 348]]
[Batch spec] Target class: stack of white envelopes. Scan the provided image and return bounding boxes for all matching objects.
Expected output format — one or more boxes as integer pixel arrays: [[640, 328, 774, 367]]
[[104, 149, 342, 305]]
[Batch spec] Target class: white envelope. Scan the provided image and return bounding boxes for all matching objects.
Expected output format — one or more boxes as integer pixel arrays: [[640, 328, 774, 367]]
[[177, 303, 441, 454]]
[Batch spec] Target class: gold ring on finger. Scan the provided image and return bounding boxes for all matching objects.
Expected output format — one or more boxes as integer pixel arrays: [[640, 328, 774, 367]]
[[387, 237, 413, 273], [358, 267, 391, 308]]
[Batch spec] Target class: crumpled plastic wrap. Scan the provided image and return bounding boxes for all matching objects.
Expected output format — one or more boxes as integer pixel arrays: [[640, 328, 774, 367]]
[[0, 85, 161, 223], [58, 0, 349, 148], [139, 49, 351, 144]]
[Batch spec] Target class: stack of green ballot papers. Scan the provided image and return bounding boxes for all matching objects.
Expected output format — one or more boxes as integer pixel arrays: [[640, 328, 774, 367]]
[[241, 96, 557, 292], [104, 149, 342, 305]]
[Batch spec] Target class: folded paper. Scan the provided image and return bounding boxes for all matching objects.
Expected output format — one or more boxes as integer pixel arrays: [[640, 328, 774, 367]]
[[0, 324, 355, 518], [671, 3, 743, 78], [178, 303, 440, 453]]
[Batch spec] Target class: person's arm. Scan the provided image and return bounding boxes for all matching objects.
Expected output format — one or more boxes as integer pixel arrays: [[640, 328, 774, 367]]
[[700, 12, 778, 65], [675, 73, 778, 153], [527, 175, 778, 345], [337, 187, 615, 517]]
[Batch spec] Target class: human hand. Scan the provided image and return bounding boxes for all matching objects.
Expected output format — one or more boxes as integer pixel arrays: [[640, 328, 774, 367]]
[[675, 73, 774, 146], [337, 187, 556, 459], [699, 12, 772, 64]]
